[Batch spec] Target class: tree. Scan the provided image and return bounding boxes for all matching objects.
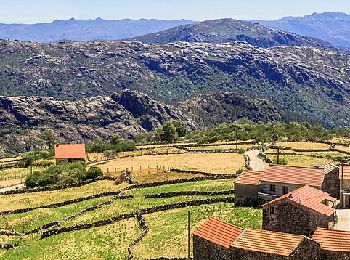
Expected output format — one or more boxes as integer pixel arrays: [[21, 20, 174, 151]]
[[40, 129, 57, 149], [173, 121, 188, 137], [160, 121, 178, 143], [110, 134, 121, 145]]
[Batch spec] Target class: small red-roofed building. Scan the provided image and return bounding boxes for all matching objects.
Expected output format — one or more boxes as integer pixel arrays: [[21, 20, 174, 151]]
[[193, 218, 242, 260], [262, 185, 337, 236], [193, 218, 321, 260], [235, 170, 263, 205], [312, 227, 350, 259], [54, 144, 86, 165]]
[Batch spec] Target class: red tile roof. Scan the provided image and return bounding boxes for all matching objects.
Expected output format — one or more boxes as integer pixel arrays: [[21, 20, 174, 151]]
[[235, 171, 263, 185], [233, 228, 305, 257], [313, 228, 350, 252], [341, 166, 350, 180], [263, 185, 336, 216], [54, 144, 86, 159], [193, 218, 242, 248], [193, 218, 305, 256], [261, 165, 326, 187]]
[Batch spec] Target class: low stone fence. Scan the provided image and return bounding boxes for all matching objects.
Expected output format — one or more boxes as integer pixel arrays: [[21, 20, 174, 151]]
[[0, 192, 133, 215], [0, 230, 21, 236], [128, 212, 149, 260], [0, 243, 15, 250], [170, 168, 238, 177], [0, 176, 118, 196], [125, 175, 236, 190], [145, 190, 235, 199], [41, 197, 235, 239]]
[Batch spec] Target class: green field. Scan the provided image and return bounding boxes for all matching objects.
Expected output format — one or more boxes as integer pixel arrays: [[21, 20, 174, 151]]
[[0, 177, 261, 259]]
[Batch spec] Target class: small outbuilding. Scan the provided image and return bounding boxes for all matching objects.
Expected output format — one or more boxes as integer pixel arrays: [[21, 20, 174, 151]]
[[262, 185, 337, 236], [312, 227, 350, 259], [54, 144, 86, 165], [193, 218, 321, 260]]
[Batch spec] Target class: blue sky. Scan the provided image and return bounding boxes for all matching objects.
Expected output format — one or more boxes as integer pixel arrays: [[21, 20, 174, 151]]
[[1, 0, 350, 24]]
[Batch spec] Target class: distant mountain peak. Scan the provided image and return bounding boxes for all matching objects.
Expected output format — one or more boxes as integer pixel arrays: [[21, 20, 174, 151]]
[[130, 18, 334, 49], [257, 12, 350, 48]]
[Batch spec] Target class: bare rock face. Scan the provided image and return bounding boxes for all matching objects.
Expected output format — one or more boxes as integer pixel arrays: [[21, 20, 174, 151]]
[[0, 89, 192, 153]]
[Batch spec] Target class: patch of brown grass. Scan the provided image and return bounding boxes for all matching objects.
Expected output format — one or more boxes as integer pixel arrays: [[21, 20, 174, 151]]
[[0, 180, 123, 211], [100, 153, 245, 174], [276, 142, 330, 150]]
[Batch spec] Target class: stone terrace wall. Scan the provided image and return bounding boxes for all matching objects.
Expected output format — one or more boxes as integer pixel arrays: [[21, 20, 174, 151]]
[[193, 235, 231, 260]]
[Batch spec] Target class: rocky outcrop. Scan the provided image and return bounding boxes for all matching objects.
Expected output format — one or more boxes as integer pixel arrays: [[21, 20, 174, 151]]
[[0, 89, 191, 152]]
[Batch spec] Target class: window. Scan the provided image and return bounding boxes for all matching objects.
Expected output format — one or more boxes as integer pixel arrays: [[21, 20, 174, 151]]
[[282, 186, 289, 195], [270, 184, 276, 192], [269, 207, 275, 214]]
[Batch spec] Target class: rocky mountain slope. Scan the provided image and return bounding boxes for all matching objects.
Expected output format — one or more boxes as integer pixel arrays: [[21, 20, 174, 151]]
[[0, 89, 283, 153], [0, 18, 194, 42], [179, 91, 283, 128], [130, 18, 334, 49], [0, 39, 349, 128], [257, 12, 350, 48]]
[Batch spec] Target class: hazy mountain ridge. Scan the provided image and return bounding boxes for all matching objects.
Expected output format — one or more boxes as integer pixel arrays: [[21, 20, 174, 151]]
[[130, 18, 335, 49], [256, 12, 350, 48], [0, 18, 195, 42]]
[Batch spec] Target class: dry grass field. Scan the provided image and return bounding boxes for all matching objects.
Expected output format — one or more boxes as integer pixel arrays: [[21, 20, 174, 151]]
[[269, 154, 333, 167], [0, 180, 123, 211], [276, 142, 330, 150], [99, 153, 245, 174]]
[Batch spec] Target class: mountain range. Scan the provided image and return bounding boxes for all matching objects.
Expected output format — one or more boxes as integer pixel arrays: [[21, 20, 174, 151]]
[[130, 18, 334, 49], [1, 13, 350, 48], [256, 12, 350, 48], [0, 18, 194, 42], [1, 15, 350, 152]]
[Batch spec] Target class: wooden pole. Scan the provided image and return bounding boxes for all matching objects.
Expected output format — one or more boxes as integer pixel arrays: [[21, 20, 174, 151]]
[[235, 126, 238, 150], [188, 210, 191, 260]]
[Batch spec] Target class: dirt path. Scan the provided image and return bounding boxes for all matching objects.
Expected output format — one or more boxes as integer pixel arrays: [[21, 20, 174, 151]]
[[245, 150, 267, 171]]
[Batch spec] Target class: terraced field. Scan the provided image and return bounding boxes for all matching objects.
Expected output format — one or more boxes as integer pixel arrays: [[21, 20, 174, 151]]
[[0, 176, 261, 259]]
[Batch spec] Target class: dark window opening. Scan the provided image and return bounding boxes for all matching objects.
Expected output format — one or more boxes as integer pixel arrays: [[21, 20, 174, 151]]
[[282, 186, 289, 195], [269, 207, 275, 214], [270, 184, 276, 192]]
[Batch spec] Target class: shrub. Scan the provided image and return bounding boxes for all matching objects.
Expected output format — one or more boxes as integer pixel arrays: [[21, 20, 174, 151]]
[[86, 167, 103, 179], [24, 162, 101, 188], [273, 157, 288, 165]]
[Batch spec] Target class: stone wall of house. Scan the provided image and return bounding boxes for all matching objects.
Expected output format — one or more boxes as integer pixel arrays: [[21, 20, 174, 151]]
[[193, 235, 231, 260], [290, 237, 322, 259], [263, 201, 335, 236], [320, 250, 350, 260], [235, 183, 261, 205], [322, 167, 340, 199]]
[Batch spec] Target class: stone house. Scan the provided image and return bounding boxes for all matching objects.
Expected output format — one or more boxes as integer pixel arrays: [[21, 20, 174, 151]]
[[312, 227, 350, 260], [262, 185, 337, 236], [235, 165, 340, 204], [193, 218, 321, 260], [54, 144, 86, 165]]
